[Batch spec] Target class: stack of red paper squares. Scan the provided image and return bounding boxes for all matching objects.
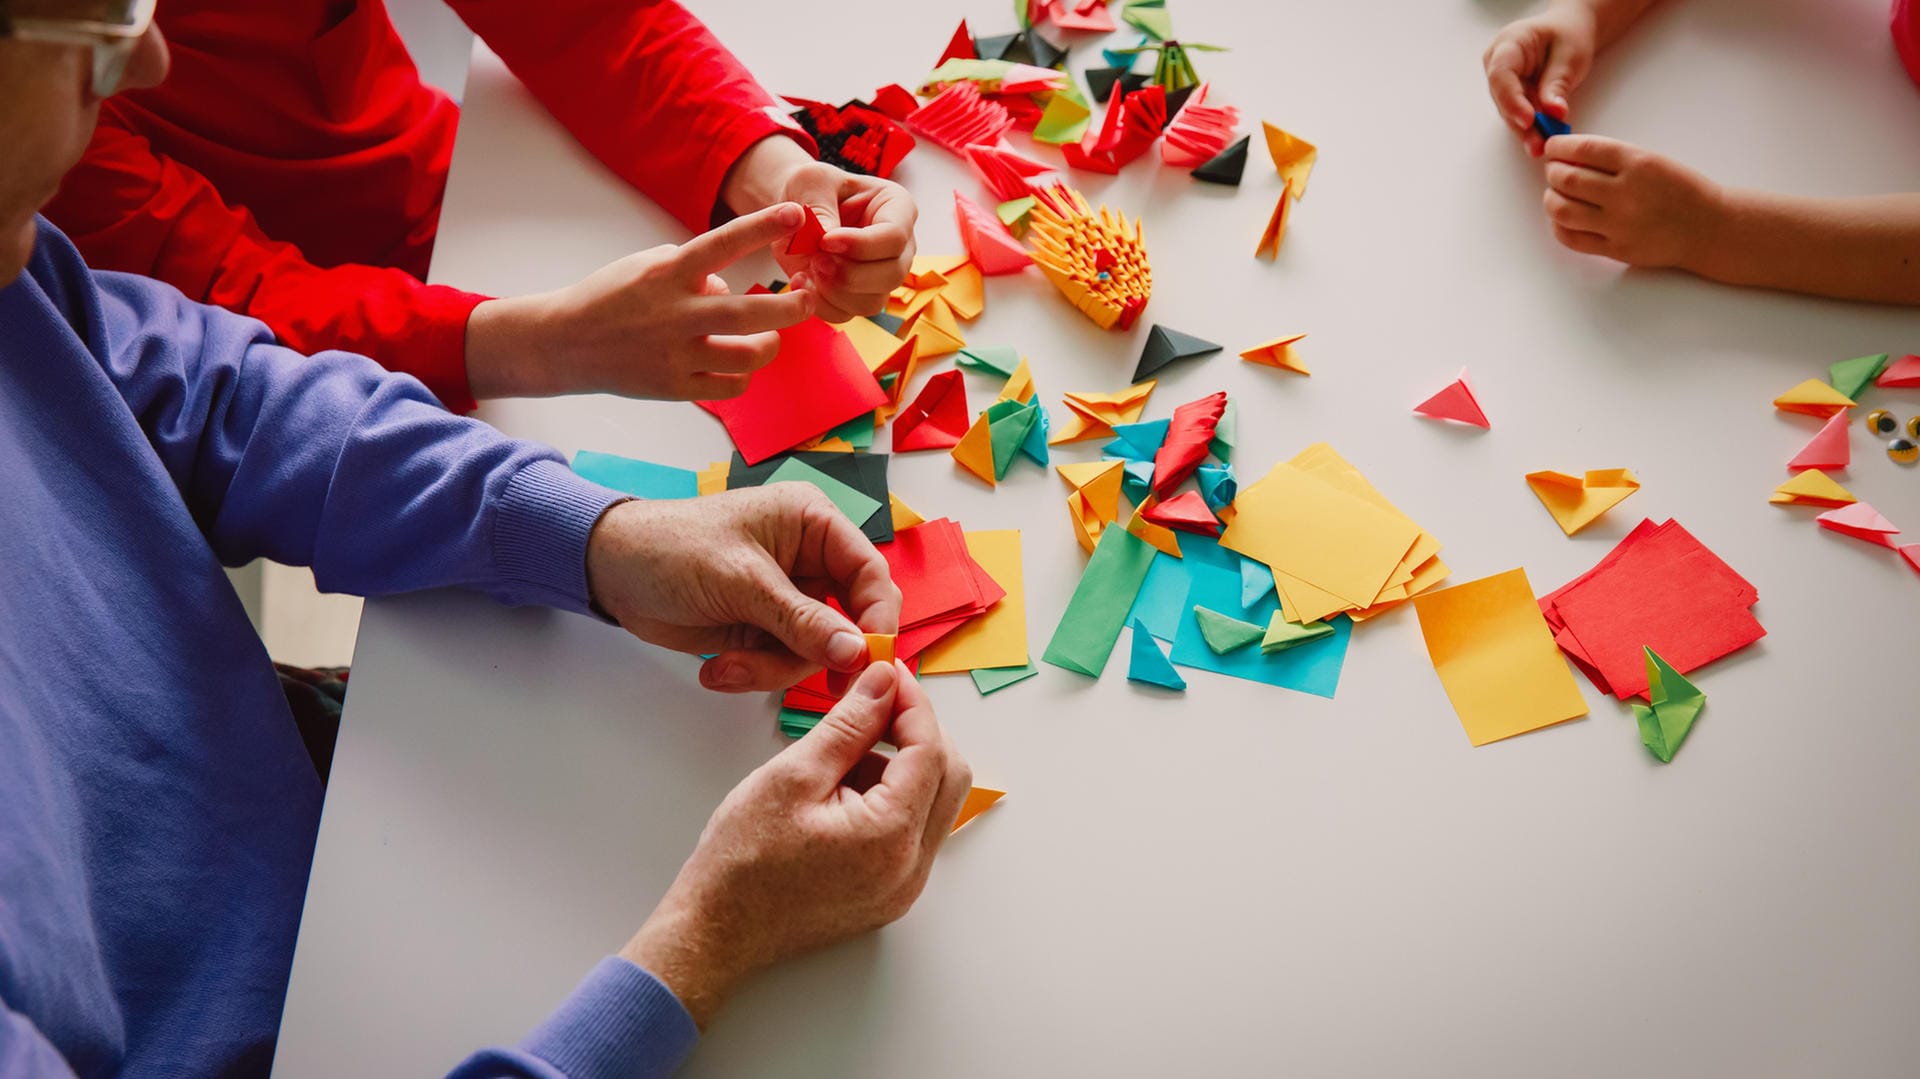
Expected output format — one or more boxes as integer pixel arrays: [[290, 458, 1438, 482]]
[[1538, 519, 1765, 700], [782, 518, 1005, 715]]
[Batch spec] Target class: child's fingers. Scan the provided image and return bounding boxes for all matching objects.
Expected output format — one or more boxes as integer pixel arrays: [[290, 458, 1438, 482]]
[[1551, 224, 1612, 257], [1545, 161, 1612, 204], [1543, 134, 1628, 174], [1543, 189, 1604, 232], [1536, 44, 1589, 116], [1483, 39, 1538, 130]]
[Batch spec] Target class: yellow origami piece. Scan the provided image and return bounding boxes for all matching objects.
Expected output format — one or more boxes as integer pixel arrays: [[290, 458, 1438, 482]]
[[998, 356, 1036, 403], [1770, 469, 1857, 508], [889, 492, 927, 530], [1772, 378, 1855, 419], [1126, 501, 1183, 558], [1057, 459, 1125, 553], [863, 633, 896, 664], [1026, 185, 1152, 331], [1262, 121, 1316, 198], [1048, 381, 1157, 444], [951, 409, 996, 486], [1240, 332, 1308, 375], [951, 786, 1005, 833], [1524, 468, 1641, 536], [1254, 181, 1291, 260], [886, 255, 984, 359]]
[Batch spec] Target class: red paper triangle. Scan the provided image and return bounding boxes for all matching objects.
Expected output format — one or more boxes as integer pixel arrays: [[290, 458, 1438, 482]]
[[938, 19, 975, 65], [1816, 501, 1900, 547], [1877, 354, 1920, 387], [892, 369, 971, 452], [1788, 411, 1851, 472], [1412, 369, 1490, 428], [786, 205, 826, 256], [954, 192, 1033, 275], [1140, 490, 1222, 536], [1900, 544, 1920, 575], [1151, 391, 1227, 499]]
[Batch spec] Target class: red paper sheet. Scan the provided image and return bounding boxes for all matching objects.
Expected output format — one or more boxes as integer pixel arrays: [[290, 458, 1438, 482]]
[[696, 306, 888, 466]]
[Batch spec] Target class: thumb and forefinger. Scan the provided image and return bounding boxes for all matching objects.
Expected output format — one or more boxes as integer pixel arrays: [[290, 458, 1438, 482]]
[[782, 661, 898, 794]]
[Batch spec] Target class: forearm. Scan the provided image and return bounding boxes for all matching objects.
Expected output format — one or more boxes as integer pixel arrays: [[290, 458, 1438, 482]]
[[1689, 189, 1920, 306]]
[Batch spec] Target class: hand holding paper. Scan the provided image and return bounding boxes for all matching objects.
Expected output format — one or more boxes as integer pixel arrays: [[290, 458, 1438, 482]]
[[725, 137, 919, 323], [584, 486, 903, 692], [466, 203, 816, 401], [622, 661, 970, 1028]]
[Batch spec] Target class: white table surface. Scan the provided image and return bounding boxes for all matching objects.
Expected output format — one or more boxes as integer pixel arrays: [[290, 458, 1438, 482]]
[[274, 2, 1920, 1075]]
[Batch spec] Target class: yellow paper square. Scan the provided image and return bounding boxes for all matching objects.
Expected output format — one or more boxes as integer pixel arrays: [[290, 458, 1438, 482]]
[[1412, 568, 1590, 746]]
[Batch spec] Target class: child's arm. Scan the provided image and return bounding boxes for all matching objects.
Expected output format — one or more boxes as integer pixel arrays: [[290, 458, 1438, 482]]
[[1541, 135, 1920, 305], [1484, 0, 1666, 155]]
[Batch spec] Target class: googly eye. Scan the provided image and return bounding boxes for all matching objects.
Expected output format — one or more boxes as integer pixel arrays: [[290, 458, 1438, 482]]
[[1867, 409, 1898, 436], [1908, 415, 1920, 440], [1889, 437, 1920, 465]]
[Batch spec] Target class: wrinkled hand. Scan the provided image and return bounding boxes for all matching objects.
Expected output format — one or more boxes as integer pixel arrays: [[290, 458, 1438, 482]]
[[465, 203, 816, 402], [585, 485, 902, 692], [1541, 135, 1726, 268], [1483, 2, 1597, 156], [620, 662, 971, 1027], [772, 161, 918, 322]]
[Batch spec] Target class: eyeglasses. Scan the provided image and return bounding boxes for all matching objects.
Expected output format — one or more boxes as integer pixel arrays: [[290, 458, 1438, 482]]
[[1, 0, 158, 97]]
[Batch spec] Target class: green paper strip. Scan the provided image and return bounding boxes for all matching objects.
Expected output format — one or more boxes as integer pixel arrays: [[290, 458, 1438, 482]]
[[972, 662, 1039, 695], [766, 456, 882, 525], [1043, 527, 1157, 677], [779, 706, 824, 739]]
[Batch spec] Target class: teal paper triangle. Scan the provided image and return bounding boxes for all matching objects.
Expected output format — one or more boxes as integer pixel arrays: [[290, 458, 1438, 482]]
[[1240, 557, 1275, 608], [1125, 619, 1186, 690], [1195, 606, 1264, 654], [1019, 403, 1050, 465]]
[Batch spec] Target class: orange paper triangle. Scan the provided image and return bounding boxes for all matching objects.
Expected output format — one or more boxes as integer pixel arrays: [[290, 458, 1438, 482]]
[[951, 410, 997, 486], [1240, 333, 1308, 374], [951, 786, 1005, 832]]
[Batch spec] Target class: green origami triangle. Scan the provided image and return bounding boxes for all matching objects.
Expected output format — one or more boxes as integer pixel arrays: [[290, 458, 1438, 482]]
[[972, 663, 1038, 695], [957, 344, 1021, 379], [1637, 646, 1706, 763], [987, 399, 1040, 480], [1829, 353, 1890, 400], [1195, 606, 1264, 654], [1209, 396, 1237, 462], [1260, 615, 1334, 654]]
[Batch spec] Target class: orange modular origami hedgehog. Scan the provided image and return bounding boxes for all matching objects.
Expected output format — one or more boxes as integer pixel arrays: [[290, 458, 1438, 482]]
[[1026, 185, 1151, 331]]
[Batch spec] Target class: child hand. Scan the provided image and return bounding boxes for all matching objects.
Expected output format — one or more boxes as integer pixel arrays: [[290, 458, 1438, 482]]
[[1483, 2, 1598, 156], [465, 203, 817, 401], [770, 162, 918, 324], [1540, 135, 1726, 269]]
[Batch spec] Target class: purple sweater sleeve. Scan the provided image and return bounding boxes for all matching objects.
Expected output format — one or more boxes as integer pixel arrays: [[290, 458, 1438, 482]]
[[86, 266, 622, 613], [448, 958, 700, 1079]]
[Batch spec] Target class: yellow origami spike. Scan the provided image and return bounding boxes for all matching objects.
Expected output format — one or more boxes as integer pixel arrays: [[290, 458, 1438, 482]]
[[951, 410, 996, 486], [1057, 460, 1125, 551], [1255, 183, 1291, 260], [1127, 502, 1183, 558], [1027, 185, 1152, 331], [1048, 382, 1156, 444], [889, 492, 927, 530], [1240, 333, 1309, 375], [1771, 378, 1855, 419], [1262, 122, 1317, 198], [951, 786, 1005, 833], [998, 357, 1036, 403], [1769, 469, 1857, 507], [1524, 469, 1641, 536]]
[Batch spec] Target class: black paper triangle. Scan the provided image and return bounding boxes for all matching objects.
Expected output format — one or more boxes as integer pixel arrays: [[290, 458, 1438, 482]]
[[1190, 134, 1249, 187], [1132, 324, 1223, 383]]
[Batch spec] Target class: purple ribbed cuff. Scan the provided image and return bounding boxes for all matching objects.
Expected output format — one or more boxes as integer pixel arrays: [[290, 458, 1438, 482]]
[[490, 459, 626, 615], [521, 957, 699, 1079]]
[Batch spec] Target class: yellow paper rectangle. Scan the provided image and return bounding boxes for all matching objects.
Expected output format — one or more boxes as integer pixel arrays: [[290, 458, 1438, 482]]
[[1412, 568, 1590, 746], [1221, 462, 1421, 609], [917, 529, 1028, 674]]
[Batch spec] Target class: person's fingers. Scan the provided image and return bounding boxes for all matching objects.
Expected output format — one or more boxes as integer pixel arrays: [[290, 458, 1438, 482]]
[[736, 490, 873, 671], [1536, 41, 1589, 117], [1545, 160, 1612, 205], [698, 641, 815, 693], [895, 669, 970, 853], [1543, 189, 1603, 232], [783, 166, 847, 235], [1483, 38, 1538, 131], [676, 202, 804, 277], [815, 256, 911, 298], [1523, 129, 1547, 158], [1552, 223, 1612, 257], [690, 288, 815, 336], [677, 371, 752, 400], [820, 189, 915, 260], [700, 273, 732, 297], [810, 287, 888, 321], [871, 664, 951, 843], [782, 489, 901, 635], [781, 661, 898, 794], [693, 331, 781, 374], [809, 296, 862, 324], [1543, 133, 1628, 174], [843, 750, 891, 794]]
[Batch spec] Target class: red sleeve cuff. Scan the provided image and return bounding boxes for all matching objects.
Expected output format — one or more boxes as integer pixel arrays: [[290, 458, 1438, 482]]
[[698, 117, 819, 231], [403, 284, 490, 414]]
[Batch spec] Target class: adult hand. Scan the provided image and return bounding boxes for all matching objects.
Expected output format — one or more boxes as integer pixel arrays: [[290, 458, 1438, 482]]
[[723, 136, 917, 323], [1541, 135, 1726, 268], [464, 203, 816, 402], [584, 484, 902, 692], [1483, 2, 1598, 156], [620, 661, 972, 1028]]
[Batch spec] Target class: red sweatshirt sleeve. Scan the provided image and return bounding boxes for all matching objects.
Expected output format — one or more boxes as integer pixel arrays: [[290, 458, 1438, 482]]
[[42, 119, 489, 413], [445, 0, 819, 234]]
